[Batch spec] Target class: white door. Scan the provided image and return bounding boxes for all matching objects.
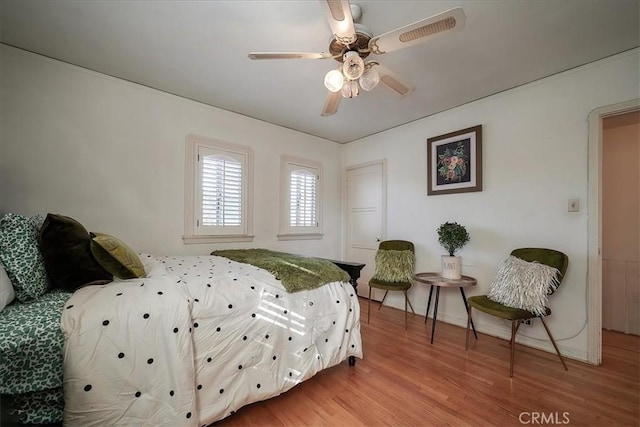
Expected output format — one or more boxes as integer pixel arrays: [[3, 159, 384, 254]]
[[346, 161, 386, 300]]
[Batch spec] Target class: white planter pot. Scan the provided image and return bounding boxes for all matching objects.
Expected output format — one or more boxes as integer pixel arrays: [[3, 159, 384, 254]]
[[441, 255, 462, 280]]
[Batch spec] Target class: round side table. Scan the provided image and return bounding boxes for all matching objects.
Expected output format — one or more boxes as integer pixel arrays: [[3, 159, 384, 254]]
[[414, 272, 478, 344]]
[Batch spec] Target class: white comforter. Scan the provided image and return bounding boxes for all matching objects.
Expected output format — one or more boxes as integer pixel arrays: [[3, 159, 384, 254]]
[[61, 255, 362, 426]]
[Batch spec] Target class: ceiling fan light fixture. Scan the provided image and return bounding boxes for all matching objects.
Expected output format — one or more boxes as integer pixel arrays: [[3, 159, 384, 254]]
[[342, 51, 365, 80], [359, 67, 380, 91], [324, 69, 345, 92], [341, 79, 359, 98]]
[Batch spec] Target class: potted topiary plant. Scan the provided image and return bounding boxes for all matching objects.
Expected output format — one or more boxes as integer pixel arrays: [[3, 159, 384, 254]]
[[437, 221, 470, 279]]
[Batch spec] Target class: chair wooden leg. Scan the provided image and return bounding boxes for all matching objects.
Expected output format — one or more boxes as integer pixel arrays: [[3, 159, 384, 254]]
[[367, 287, 372, 324], [404, 291, 408, 330], [378, 290, 389, 310], [465, 305, 472, 350], [541, 317, 568, 371], [509, 320, 523, 346], [510, 320, 517, 377], [405, 291, 416, 315]]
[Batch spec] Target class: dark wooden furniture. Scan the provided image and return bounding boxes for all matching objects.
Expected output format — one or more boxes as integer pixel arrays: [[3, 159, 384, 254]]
[[326, 259, 365, 293]]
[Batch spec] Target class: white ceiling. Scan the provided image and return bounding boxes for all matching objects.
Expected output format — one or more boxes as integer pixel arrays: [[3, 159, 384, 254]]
[[1, 0, 638, 144]]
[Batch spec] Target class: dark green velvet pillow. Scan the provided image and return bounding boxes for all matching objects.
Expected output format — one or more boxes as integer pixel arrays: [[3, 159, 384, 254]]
[[90, 232, 145, 279], [38, 214, 113, 291]]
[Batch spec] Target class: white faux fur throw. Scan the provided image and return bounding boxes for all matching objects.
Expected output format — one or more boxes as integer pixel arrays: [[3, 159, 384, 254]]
[[487, 255, 560, 316]]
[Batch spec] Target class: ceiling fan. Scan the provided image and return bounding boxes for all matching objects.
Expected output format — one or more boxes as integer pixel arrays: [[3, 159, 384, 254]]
[[248, 1, 466, 117]]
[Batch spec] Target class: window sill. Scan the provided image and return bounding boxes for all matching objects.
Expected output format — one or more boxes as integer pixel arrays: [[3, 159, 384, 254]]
[[277, 233, 324, 241], [183, 234, 255, 244]]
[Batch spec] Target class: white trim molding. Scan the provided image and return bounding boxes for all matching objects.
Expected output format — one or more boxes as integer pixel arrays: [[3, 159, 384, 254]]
[[586, 98, 640, 366], [183, 134, 254, 244]]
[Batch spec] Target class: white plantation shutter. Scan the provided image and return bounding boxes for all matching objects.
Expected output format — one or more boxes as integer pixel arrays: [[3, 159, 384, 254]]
[[290, 169, 317, 227], [193, 143, 251, 237], [278, 156, 322, 239], [184, 135, 253, 243], [202, 155, 242, 227]]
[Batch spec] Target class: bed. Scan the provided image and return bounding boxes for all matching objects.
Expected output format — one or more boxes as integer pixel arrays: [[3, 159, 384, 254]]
[[0, 213, 362, 426], [0, 290, 72, 424]]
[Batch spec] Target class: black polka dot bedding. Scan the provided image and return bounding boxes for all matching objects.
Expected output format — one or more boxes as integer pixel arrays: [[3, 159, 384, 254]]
[[61, 254, 362, 426]]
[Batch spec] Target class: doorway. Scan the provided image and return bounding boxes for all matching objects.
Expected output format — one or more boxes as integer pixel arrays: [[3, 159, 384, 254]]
[[345, 160, 386, 300], [587, 99, 640, 365], [602, 111, 640, 336]]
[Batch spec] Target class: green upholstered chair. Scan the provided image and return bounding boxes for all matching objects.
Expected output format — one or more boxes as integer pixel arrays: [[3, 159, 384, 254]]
[[368, 240, 416, 329], [465, 248, 569, 377]]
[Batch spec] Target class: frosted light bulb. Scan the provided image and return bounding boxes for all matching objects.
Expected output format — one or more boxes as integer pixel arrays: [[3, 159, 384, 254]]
[[359, 68, 380, 91], [324, 69, 344, 92], [341, 79, 359, 98], [342, 51, 365, 80]]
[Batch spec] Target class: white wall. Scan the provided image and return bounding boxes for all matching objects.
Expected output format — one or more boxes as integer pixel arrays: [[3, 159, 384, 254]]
[[0, 45, 343, 259], [343, 49, 640, 361], [3, 42, 639, 362]]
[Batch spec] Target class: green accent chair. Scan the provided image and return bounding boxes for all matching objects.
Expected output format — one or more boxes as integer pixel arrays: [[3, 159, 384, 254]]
[[465, 248, 569, 377], [368, 240, 416, 329]]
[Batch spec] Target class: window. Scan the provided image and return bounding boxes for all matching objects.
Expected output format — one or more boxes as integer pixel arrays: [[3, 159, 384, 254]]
[[184, 135, 253, 243], [279, 155, 323, 240]]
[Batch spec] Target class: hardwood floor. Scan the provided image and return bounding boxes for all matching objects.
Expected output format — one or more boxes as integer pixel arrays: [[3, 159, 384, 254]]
[[216, 297, 640, 426]]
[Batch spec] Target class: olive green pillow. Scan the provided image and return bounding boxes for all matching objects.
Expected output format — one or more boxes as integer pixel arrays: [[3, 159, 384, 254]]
[[371, 249, 415, 283], [89, 232, 146, 279]]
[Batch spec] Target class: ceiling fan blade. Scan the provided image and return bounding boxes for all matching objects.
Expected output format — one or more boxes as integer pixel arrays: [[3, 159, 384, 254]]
[[375, 64, 412, 96], [368, 7, 466, 55], [319, 0, 356, 45], [321, 91, 342, 117], [248, 52, 335, 60]]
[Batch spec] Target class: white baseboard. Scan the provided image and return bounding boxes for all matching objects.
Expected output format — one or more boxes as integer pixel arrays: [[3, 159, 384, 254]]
[[414, 310, 589, 363]]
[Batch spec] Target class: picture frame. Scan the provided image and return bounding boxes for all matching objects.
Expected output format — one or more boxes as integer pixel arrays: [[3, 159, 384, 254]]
[[427, 125, 482, 196]]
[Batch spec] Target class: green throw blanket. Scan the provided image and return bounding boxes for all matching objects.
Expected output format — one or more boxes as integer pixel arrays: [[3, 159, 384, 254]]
[[211, 249, 350, 293]]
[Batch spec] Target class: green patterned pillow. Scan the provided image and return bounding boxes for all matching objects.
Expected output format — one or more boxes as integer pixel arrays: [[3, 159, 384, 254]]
[[0, 261, 16, 310], [89, 232, 146, 279], [371, 249, 415, 283], [0, 213, 50, 301]]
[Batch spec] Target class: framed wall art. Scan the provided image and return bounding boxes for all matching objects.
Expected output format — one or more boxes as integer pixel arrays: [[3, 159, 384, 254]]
[[427, 125, 482, 196]]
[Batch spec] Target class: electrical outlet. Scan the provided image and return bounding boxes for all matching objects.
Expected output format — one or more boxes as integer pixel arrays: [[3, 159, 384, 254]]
[[521, 319, 532, 326]]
